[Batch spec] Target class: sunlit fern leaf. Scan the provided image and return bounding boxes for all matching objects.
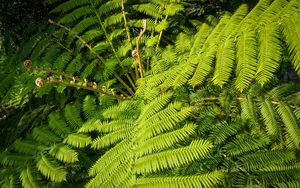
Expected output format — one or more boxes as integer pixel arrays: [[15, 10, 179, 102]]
[[256, 23, 282, 85], [135, 170, 224, 188], [140, 105, 192, 141], [256, 0, 287, 28], [78, 119, 101, 133], [210, 121, 244, 144], [133, 3, 162, 19], [212, 37, 236, 86], [36, 154, 67, 182], [224, 135, 270, 156], [238, 0, 272, 29], [138, 92, 173, 122], [49, 144, 78, 163], [20, 167, 42, 188], [189, 23, 213, 57], [133, 139, 213, 175], [163, 3, 184, 16], [276, 101, 300, 147], [282, 15, 300, 74], [135, 123, 197, 158], [91, 127, 133, 149], [259, 98, 280, 136], [32, 127, 62, 145], [103, 100, 139, 119], [64, 133, 92, 148], [48, 112, 72, 137], [88, 140, 132, 176], [64, 103, 83, 130], [235, 30, 258, 91]]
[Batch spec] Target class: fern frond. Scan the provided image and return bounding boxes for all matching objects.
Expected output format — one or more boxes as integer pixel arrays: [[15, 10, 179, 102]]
[[89, 140, 132, 177], [59, 6, 93, 24], [136, 123, 197, 157], [135, 170, 224, 188], [13, 139, 41, 155], [0, 152, 33, 166], [235, 30, 258, 91], [256, 23, 282, 85], [133, 3, 162, 19], [49, 144, 78, 163], [240, 94, 259, 126], [224, 135, 270, 156], [91, 127, 133, 149], [50, 0, 89, 13], [239, 150, 296, 171], [64, 133, 92, 148], [32, 127, 62, 145], [20, 167, 41, 188], [141, 105, 192, 140], [259, 98, 280, 136], [48, 113, 72, 137], [210, 122, 243, 144], [36, 154, 67, 182], [64, 104, 83, 130], [282, 15, 300, 74], [276, 101, 300, 147], [133, 139, 213, 174], [212, 37, 236, 86]]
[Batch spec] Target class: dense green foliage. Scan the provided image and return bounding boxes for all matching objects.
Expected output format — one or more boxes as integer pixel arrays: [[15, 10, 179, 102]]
[[0, 0, 300, 187]]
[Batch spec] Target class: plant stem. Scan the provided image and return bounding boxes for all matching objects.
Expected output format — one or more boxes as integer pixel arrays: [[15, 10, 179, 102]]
[[155, 15, 168, 51], [121, 0, 133, 49]]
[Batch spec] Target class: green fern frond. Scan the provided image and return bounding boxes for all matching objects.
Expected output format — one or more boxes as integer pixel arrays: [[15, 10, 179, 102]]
[[275, 181, 300, 188], [210, 122, 244, 144], [89, 140, 132, 177], [20, 167, 41, 188], [133, 139, 213, 174], [91, 127, 133, 149], [49, 144, 78, 163], [64, 133, 92, 148], [133, 3, 162, 19], [239, 150, 296, 171], [64, 104, 83, 130], [13, 139, 41, 155], [240, 94, 259, 126], [50, 0, 89, 13], [212, 37, 236, 86], [259, 98, 280, 136], [135, 170, 224, 188], [59, 6, 93, 24], [224, 135, 270, 156], [0, 152, 33, 166], [235, 30, 258, 91], [32, 127, 62, 145], [48, 113, 72, 137], [282, 15, 300, 74], [276, 101, 300, 147], [140, 105, 192, 140], [256, 23, 282, 85], [36, 154, 67, 182], [136, 123, 197, 157], [83, 95, 98, 119], [53, 52, 73, 70], [163, 3, 184, 16]]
